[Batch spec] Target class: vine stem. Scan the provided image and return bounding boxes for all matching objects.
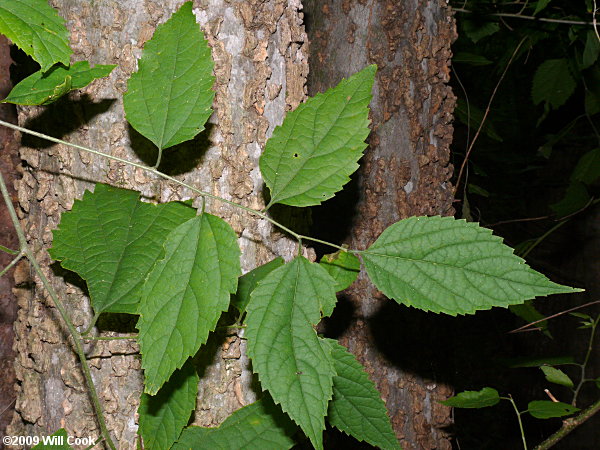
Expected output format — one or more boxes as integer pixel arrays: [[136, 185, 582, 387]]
[[572, 315, 600, 405], [502, 395, 528, 450], [452, 8, 595, 26], [0, 170, 116, 450], [0, 119, 355, 255], [453, 37, 527, 197]]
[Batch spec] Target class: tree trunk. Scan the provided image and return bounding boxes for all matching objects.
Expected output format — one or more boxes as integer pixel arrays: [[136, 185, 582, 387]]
[[0, 35, 19, 443], [8, 0, 308, 446], [304, 1, 456, 448]]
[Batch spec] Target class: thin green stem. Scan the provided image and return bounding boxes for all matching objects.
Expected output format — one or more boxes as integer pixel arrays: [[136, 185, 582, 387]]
[[298, 234, 353, 253], [0, 252, 24, 278], [80, 311, 102, 336], [0, 171, 116, 450], [84, 437, 104, 450], [520, 220, 567, 259], [0, 119, 303, 239], [0, 119, 356, 255], [82, 335, 138, 341], [501, 395, 528, 450], [154, 147, 163, 169], [572, 315, 600, 406], [0, 244, 19, 255]]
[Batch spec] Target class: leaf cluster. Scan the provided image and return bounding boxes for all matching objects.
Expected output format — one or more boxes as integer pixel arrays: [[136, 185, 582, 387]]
[[0, 1, 584, 449]]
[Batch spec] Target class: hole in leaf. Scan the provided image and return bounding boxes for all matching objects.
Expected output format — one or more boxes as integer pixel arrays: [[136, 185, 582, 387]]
[[293, 152, 299, 158]]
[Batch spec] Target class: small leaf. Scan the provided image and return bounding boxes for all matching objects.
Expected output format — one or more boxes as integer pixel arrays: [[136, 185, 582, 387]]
[[361, 216, 581, 316], [124, 1, 214, 150], [585, 89, 600, 116], [31, 429, 74, 449], [324, 338, 400, 449], [532, 59, 577, 109], [2, 61, 115, 105], [231, 257, 284, 314], [319, 250, 360, 292], [506, 356, 576, 368], [454, 98, 503, 142], [571, 148, 600, 185], [550, 181, 590, 218], [461, 20, 500, 44], [172, 398, 297, 450], [50, 184, 196, 314], [570, 312, 592, 320], [595, 377, 600, 390], [441, 388, 500, 408], [138, 213, 240, 394], [260, 65, 375, 207], [533, 0, 552, 15], [453, 52, 493, 66], [527, 400, 579, 419], [138, 360, 199, 450], [245, 257, 337, 450], [509, 302, 551, 338], [0, 0, 71, 71], [583, 30, 600, 69], [540, 365, 574, 389]]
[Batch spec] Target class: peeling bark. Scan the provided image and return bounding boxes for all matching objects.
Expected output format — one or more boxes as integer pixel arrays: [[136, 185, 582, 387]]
[[305, 1, 456, 448], [9, 0, 308, 447]]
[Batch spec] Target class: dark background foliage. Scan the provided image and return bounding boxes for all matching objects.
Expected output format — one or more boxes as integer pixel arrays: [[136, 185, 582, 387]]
[[449, 0, 600, 448]]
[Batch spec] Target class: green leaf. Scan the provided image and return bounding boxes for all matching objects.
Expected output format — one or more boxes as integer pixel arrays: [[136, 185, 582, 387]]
[[532, 59, 576, 109], [461, 20, 500, 44], [231, 257, 284, 314], [509, 302, 551, 338], [260, 65, 375, 207], [124, 1, 214, 150], [572, 148, 600, 185], [319, 250, 360, 292], [172, 398, 297, 450], [441, 388, 500, 408], [595, 377, 600, 390], [570, 312, 592, 320], [533, 0, 552, 15], [245, 257, 337, 449], [361, 216, 581, 316], [527, 400, 579, 419], [583, 30, 600, 69], [540, 365, 574, 389], [31, 429, 74, 449], [324, 338, 400, 449], [453, 52, 493, 66], [0, 0, 71, 72], [49, 184, 196, 314], [585, 89, 600, 116], [454, 98, 503, 142], [138, 360, 199, 450], [505, 356, 576, 368], [2, 61, 115, 105], [138, 213, 241, 394], [550, 181, 590, 218]]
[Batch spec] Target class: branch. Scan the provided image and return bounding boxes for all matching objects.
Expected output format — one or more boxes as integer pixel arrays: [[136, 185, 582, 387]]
[[453, 8, 595, 26], [534, 398, 600, 449], [0, 171, 117, 450]]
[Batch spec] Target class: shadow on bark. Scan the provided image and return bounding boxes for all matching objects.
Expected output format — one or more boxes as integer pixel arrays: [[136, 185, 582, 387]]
[[128, 123, 213, 176]]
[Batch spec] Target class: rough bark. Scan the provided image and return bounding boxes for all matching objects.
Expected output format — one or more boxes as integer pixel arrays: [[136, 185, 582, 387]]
[[0, 35, 19, 444], [8, 0, 308, 447], [304, 1, 456, 448]]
